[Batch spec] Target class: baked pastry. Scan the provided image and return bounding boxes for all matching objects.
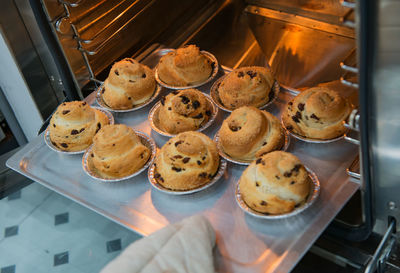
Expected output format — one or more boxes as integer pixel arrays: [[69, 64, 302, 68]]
[[158, 89, 212, 134], [157, 45, 213, 86], [282, 87, 351, 140], [217, 66, 275, 110], [239, 151, 311, 215], [103, 58, 156, 109], [154, 131, 219, 191], [49, 101, 109, 152], [90, 124, 150, 178], [219, 106, 285, 161]]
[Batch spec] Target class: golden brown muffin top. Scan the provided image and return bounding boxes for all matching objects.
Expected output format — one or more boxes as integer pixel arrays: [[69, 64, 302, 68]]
[[157, 45, 213, 86], [283, 86, 351, 139], [158, 89, 212, 134], [219, 106, 284, 160], [91, 124, 150, 178], [154, 131, 219, 190], [239, 151, 311, 214], [218, 66, 275, 109]]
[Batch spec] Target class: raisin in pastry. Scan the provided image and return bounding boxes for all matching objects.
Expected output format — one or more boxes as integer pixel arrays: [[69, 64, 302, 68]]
[[158, 89, 212, 134], [49, 101, 109, 152], [282, 87, 351, 140], [154, 131, 219, 191], [157, 45, 213, 86], [219, 106, 284, 161], [217, 66, 275, 110], [239, 151, 311, 215], [103, 58, 156, 110]]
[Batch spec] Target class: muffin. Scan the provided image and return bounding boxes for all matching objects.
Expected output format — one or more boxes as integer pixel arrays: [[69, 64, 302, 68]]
[[239, 151, 311, 215], [219, 106, 285, 161], [103, 58, 156, 109], [49, 101, 110, 152], [154, 131, 219, 191], [158, 89, 212, 134], [282, 87, 351, 140], [157, 45, 213, 86], [217, 66, 275, 110], [90, 124, 150, 178]]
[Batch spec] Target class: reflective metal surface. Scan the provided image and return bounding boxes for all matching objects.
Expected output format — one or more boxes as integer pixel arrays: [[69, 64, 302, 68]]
[[246, 0, 351, 25], [82, 131, 156, 182], [235, 167, 320, 220], [40, 0, 221, 87], [366, 0, 400, 234], [147, 158, 227, 195], [148, 94, 218, 138], [7, 51, 360, 272], [246, 6, 355, 91], [346, 155, 361, 180], [0, 0, 64, 119]]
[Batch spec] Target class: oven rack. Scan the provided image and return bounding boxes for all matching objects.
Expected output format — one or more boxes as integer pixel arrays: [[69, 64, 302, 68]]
[[52, 0, 156, 84]]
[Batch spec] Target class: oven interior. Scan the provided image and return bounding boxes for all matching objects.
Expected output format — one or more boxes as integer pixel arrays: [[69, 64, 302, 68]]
[[18, 0, 400, 271]]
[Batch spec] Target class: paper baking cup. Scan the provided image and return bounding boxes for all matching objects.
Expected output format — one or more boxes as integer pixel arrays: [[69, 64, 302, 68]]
[[210, 75, 280, 113], [147, 158, 227, 195], [235, 167, 320, 219], [82, 131, 156, 182], [154, 49, 219, 90], [213, 130, 290, 165], [148, 93, 218, 137], [96, 83, 162, 113], [281, 117, 346, 144], [44, 107, 114, 154]]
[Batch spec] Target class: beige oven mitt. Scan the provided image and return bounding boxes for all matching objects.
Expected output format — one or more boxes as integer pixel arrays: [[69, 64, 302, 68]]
[[100, 214, 216, 273]]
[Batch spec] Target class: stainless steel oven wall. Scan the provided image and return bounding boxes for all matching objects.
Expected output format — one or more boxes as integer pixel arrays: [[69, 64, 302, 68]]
[[244, 1, 378, 241], [39, 0, 217, 89], [246, 0, 351, 25], [244, 3, 355, 94], [368, 0, 400, 235], [0, 0, 65, 120]]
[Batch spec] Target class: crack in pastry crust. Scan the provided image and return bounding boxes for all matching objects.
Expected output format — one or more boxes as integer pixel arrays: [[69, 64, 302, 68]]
[[282, 87, 351, 140], [219, 106, 284, 161]]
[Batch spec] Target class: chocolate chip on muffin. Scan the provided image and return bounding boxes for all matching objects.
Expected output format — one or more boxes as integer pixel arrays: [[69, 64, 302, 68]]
[[154, 131, 219, 190], [239, 151, 311, 214]]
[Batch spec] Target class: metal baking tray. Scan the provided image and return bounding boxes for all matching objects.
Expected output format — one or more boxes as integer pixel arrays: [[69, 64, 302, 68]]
[[6, 48, 360, 273]]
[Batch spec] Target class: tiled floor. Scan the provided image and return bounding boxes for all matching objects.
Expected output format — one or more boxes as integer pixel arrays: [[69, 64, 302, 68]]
[[0, 182, 142, 273]]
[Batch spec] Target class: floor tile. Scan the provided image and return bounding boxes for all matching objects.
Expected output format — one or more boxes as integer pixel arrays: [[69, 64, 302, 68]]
[[0, 183, 141, 273], [106, 239, 122, 253], [0, 265, 15, 273], [0, 183, 52, 231], [75, 260, 112, 273], [54, 251, 69, 266], [0, 237, 44, 269], [54, 213, 69, 226], [4, 226, 18, 238], [7, 190, 21, 201]]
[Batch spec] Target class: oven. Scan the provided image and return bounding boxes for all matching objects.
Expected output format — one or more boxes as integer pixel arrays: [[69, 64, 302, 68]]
[[1, 0, 399, 272]]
